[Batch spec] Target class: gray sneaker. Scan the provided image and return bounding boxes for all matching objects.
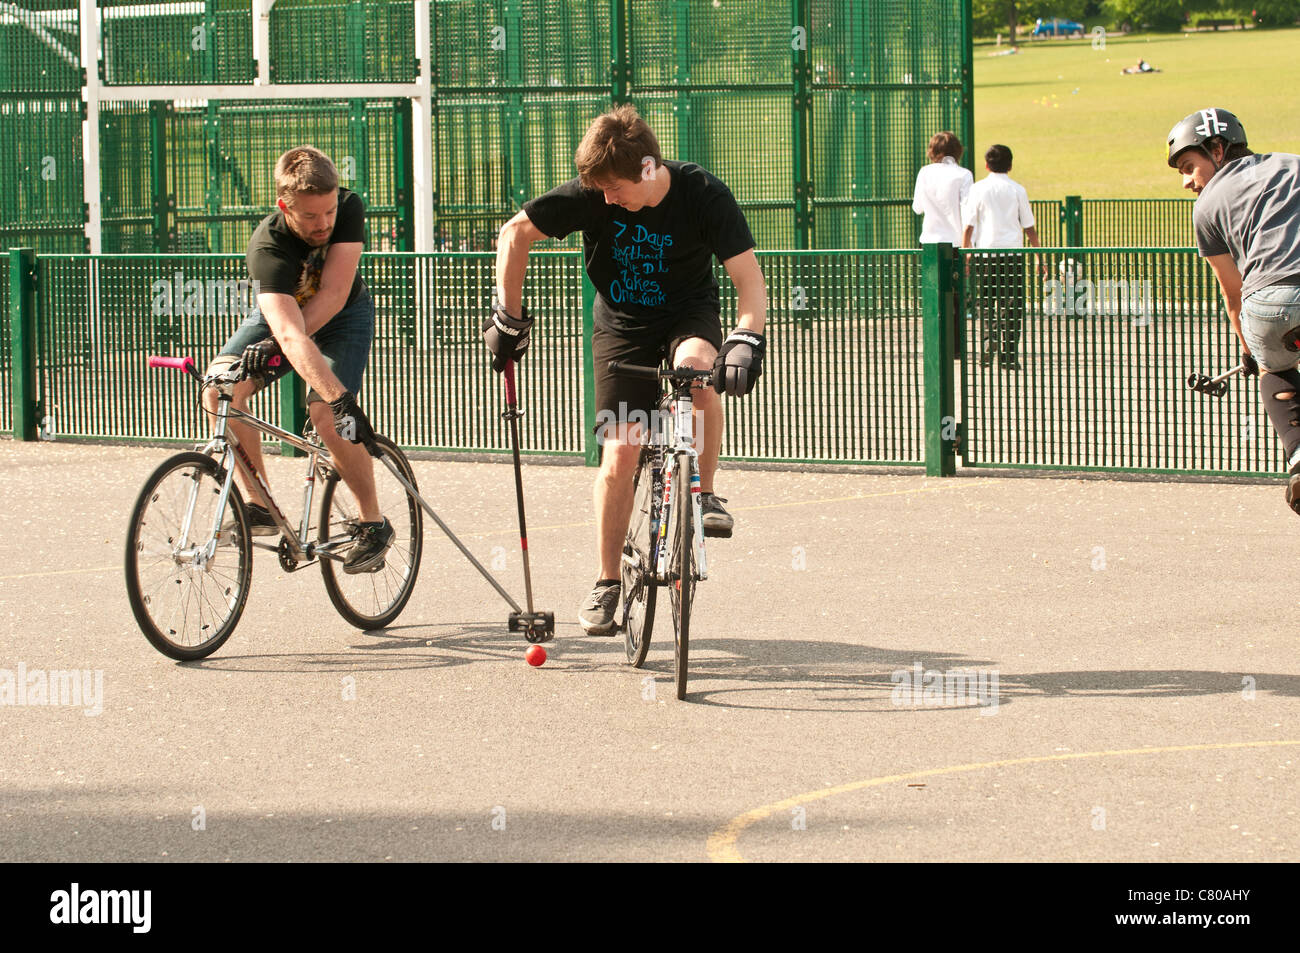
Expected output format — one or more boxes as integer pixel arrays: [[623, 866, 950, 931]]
[[344, 517, 394, 574], [579, 579, 621, 636], [700, 493, 734, 538], [1287, 474, 1300, 516]]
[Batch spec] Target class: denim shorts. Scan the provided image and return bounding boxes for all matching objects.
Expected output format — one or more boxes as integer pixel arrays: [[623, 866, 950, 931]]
[[213, 291, 374, 403], [1240, 285, 1300, 373]]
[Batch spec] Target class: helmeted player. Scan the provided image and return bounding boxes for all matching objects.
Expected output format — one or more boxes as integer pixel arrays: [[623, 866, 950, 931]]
[[1168, 107, 1300, 512]]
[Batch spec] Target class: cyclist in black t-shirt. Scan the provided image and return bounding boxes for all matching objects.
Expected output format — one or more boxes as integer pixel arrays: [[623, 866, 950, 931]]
[[484, 104, 768, 636], [203, 146, 393, 573]]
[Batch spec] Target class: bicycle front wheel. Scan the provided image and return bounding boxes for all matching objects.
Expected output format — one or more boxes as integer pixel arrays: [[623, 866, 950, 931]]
[[125, 452, 253, 660], [319, 435, 424, 629], [668, 453, 697, 700], [622, 448, 658, 667]]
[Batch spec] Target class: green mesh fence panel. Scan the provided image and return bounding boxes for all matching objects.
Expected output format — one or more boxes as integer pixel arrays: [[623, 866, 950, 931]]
[[100, 99, 408, 253], [722, 250, 925, 463], [434, 0, 612, 90], [1030, 199, 1061, 247], [100, 0, 254, 86], [32, 251, 586, 451], [0, 98, 86, 252], [812, 86, 965, 249], [957, 246, 1278, 475], [628, 0, 791, 88], [269, 0, 416, 84], [1081, 199, 1195, 248], [432, 92, 608, 250], [35, 254, 283, 442], [0, 1, 82, 93]]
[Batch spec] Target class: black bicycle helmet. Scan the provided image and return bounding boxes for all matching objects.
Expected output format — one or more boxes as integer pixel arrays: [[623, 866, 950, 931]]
[[1167, 108, 1248, 169]]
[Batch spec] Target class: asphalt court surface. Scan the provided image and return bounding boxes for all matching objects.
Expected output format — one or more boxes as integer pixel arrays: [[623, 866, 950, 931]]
[[1, 439, 1297, 862]]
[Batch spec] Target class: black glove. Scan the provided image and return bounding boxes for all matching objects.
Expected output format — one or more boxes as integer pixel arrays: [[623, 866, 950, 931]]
[[481, 303, 534, 373], [329, 391, 375, 446], [240, 337, 283, 381], [1242, 352, 1259, 378], [713, 330, 766, 397]]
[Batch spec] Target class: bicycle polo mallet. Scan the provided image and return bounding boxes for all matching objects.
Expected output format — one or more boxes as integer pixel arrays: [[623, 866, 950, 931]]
[[502, 359, 555, 643], [1186, 363, 1245, 398]]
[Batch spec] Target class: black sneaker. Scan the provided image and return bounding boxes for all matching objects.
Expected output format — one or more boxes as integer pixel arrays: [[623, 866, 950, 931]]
[[579, 579, 620, 636], [344, 517, 394, 574], [225, 503, 277, 537], [700, 492, 734, 538], [1287, 474, 1300, 516]]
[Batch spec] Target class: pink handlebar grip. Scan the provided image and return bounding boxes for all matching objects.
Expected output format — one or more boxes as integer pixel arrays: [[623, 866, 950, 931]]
[[148, 355, 196, 373]]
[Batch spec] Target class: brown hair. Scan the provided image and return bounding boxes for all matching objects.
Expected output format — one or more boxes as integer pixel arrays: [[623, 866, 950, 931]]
[[574, 104, 662, 188], [275, 146, 339, 206], [928, 131, 963, 162]]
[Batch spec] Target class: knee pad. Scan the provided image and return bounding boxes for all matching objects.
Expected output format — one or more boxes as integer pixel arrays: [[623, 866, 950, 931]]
[[1261, 368, 1300, 471]]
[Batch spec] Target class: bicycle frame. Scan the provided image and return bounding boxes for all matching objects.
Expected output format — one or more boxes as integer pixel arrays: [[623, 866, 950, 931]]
[[196, 381, 351, 568], [651, 382, 709, 586]]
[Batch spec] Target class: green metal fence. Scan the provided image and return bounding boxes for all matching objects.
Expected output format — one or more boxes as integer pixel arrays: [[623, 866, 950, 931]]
[[5, 246, 1290, 480], [99, 98, 413, 254], [955, 246, 1278, 475], [9, 248, 927, 465]]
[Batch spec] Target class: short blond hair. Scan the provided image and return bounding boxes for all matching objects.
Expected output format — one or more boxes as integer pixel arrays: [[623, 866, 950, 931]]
[[275, 146, 339, 206]]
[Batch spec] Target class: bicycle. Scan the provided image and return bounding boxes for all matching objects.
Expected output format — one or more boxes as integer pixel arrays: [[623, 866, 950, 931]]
[[611, 361, 714, 700], [125, 355, 423, 660]]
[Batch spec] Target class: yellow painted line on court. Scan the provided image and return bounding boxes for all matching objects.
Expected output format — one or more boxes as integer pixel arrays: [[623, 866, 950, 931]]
[[706, 739, 1300, 863], [0, 565, 122, 582]]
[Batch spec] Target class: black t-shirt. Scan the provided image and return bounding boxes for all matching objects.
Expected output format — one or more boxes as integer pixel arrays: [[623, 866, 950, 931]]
[[245, 188, 366, 309], [523, 161, 755, 332]]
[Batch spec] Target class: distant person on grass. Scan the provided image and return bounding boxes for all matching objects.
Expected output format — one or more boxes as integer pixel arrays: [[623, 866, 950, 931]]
[[202, 146, 393, 574], [961, 144, 1042, 371], [1168, 107, 1300, 515], [912, 131, 972, 246]]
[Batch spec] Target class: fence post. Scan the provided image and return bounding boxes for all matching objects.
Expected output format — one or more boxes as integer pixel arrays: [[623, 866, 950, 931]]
[[581, 263, 599, 467], [921, 242, 955, 476], [1063, 195, 1083, 247], [791, 0, 812, 249], [9, 248, 38, 441]]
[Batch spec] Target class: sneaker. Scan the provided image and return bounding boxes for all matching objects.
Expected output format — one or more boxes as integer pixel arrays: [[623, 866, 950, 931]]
[[224, 503, 277, 537], [1287, 474, 1300, 516], [700, 492, 734, 538], [344, 517, 394, 574], [579, 579, 620, 636]]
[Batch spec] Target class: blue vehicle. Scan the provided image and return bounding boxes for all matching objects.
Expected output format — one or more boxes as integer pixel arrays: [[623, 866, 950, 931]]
[[1032, 17, 1085, 37]]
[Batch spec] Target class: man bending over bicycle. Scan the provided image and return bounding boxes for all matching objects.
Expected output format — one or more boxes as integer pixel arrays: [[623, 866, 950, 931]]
[[486, 104, 768, 635], [202, 145, 393, 574]]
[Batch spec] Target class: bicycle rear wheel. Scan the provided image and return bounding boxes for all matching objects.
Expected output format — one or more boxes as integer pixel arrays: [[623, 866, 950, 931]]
[[319, 435, 424, 629], [667, 453, 697, 700], [622, 448, 658, 667], [125, 452, 253, 660]]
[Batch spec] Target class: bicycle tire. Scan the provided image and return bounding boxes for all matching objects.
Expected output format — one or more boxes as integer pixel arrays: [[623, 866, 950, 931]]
[[125, 452, 253, 660], [622, 448, 658, 667], [319, 435, 424, 629], [668, 452, 696, 700]]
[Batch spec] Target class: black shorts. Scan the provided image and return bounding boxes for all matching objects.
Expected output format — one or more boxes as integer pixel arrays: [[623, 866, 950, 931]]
[[592, 313, 723, 433]]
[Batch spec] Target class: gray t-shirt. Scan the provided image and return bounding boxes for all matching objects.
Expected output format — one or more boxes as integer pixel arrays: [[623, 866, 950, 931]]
[[1193, 152, 1300, 301]]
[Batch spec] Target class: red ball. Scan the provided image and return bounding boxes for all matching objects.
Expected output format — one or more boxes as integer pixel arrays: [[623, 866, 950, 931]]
[[525, 645, 547, 667]]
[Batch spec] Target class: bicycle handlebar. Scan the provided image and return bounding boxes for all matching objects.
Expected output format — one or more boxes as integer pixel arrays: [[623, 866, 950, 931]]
[[607, 360, 713, 383], [148, 355, 197, 374]]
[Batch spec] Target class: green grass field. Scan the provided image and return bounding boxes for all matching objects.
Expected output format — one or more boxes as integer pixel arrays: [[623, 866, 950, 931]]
[[974, 29, 1300, 199]]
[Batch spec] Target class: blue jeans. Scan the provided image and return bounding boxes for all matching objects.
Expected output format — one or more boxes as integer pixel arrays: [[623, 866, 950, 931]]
[[214, 291, 374, 403], [1240, 284, 1300, 373]]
